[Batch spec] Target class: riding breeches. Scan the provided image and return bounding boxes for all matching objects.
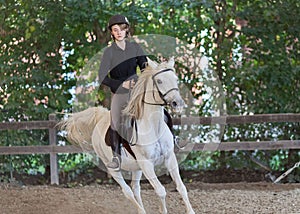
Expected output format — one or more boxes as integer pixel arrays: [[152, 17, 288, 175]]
[[110, 93, 130, 140]]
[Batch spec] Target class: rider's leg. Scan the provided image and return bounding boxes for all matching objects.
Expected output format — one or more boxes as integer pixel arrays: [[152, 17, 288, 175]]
[[164, 109, 177, 141], [164, 108, 174, 135], [107, 93, 128, 171], [107, 128, 121, 170], [164, 108, 185, 149]]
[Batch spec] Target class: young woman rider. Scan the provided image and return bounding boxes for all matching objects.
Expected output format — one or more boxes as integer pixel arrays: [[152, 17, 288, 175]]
[[98, 14, 147, 171]]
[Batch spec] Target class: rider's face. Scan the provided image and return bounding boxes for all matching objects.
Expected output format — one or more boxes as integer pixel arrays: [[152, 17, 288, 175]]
[[111, 24, 127, 41]]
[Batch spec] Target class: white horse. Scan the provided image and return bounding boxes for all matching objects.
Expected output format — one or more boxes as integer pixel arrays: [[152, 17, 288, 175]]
[[59, 58, 195, 214]]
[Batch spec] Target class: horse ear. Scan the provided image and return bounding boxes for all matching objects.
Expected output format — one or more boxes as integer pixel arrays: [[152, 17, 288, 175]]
[[147, 57, 158, 69], [167, 56, 175, 68]]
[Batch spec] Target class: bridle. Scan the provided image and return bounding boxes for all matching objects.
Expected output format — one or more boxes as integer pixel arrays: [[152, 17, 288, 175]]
[[143, 68, 179, 106]]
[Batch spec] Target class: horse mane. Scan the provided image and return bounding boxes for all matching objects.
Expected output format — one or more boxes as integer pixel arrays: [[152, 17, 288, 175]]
[[123, 60, 173, 120], [123, 65, 155, 120]]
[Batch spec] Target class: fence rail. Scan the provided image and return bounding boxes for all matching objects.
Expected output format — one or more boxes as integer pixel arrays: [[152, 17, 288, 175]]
[[0, 113, 300, 184]]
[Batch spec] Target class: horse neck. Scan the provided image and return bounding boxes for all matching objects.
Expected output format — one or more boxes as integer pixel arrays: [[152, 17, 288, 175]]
[[140, 79, 165, 122], [140, 104, 165, 139], [144, 103, 164, 118]]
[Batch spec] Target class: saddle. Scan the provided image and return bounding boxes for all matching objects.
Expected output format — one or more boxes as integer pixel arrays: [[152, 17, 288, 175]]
[[104, 109, 174, 160], [105, 126, 136, 159]]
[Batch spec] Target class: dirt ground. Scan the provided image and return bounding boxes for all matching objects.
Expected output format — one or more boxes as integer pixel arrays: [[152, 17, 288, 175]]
[[0, 182, 299, 214], [0, 168, 299, 214]]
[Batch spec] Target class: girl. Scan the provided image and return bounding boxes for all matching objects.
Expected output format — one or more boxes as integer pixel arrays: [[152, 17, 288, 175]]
[[98, 14, 147, 171]]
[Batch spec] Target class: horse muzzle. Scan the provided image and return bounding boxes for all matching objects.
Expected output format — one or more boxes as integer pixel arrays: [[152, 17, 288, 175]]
[[169, 97, 185, 113]]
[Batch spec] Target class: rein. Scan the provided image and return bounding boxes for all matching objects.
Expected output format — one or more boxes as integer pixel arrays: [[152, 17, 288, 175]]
[[142, 68, 179, 106]]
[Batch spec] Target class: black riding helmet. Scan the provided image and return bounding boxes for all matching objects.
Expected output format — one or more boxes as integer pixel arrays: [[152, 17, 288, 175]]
[[108, 14, 130, 31]]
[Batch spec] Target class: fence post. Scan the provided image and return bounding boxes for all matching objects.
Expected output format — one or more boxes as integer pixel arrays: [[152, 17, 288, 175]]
[[49, 114, 59, 185]]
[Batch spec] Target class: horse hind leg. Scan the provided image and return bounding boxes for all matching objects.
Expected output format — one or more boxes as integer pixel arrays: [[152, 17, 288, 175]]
[[109, 170, 146, 214], [165, 152, 195, 214]]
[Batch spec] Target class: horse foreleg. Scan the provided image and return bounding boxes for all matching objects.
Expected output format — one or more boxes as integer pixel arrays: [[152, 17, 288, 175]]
[[131, 170, 144, 210], [165, 152, 195, 214], [109, 170, 146, 214], [138, 160, 168, 214]]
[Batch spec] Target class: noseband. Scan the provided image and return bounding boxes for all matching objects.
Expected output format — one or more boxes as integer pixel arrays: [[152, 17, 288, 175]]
[[143, 68, 179, 106]]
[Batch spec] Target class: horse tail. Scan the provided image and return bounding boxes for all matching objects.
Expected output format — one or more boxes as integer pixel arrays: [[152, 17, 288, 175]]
[[58, 106, 109, 151]]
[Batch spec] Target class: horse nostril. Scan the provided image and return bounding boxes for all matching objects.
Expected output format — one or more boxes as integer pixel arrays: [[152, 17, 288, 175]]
[[171, 101, 177, 107]]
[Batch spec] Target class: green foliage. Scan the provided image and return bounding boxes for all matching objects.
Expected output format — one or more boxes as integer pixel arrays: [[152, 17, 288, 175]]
[[58, 153, 96, 182], [0, 129, 49, 182], [0, 0, 74, 119], [228, 0, 300, 114]]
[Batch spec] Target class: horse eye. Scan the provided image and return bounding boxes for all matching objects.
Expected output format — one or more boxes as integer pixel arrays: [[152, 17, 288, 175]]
[[157, 79, 163, 84]]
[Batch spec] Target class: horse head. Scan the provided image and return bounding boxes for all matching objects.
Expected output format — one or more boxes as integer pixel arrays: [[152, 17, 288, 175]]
[[124, 57, 185, 119], [148, 57, 185, 113]]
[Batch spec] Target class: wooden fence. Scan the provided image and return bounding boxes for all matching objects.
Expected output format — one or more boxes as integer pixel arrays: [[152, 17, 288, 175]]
[[0, 113, 300, 185]]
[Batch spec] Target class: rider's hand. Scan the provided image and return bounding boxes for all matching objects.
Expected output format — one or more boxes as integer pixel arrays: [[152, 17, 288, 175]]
[[122, 79, 135, 89]]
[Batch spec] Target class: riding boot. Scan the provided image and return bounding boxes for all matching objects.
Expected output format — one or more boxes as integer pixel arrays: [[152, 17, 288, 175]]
[[107, 129, 121, 171], [164, 109, 186, 149]]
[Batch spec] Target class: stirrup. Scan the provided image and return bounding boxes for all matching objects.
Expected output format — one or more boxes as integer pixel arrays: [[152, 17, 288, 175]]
[[107, 156, 121, 171], [174, 136, 187, 150]]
